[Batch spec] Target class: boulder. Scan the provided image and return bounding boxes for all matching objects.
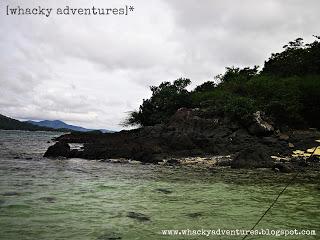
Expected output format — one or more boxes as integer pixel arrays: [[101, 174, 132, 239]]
[[231, 147, 273, 169], [44, 142, 70, 158]]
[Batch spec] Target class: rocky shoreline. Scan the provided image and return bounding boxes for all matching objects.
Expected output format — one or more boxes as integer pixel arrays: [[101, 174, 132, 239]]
[[44, 108, 320, 172]]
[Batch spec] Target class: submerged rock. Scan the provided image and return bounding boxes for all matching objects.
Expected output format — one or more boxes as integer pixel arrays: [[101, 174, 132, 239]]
[[39, 197, 56, 203], [186, 212, 203, 218], [2, 191, 20, 196], [97, 232, 122, 240], [272, 163, 293, 173], [127, 212, 151, 222], [155, 188, 173, 194]]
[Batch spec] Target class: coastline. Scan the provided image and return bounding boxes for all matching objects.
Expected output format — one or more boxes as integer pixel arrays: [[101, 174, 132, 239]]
[[43, 108, 320, 173]]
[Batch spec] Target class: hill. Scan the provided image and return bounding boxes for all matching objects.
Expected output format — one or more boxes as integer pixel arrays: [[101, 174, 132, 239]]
[[0, 114, 58, 131], [27, 120, 113, 133]]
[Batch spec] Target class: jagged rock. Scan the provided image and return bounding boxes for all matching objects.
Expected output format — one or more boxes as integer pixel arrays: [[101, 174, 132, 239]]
[[248, 111, 274, 136], [44, 142, 70, 158], [43, 108, 319, 171]]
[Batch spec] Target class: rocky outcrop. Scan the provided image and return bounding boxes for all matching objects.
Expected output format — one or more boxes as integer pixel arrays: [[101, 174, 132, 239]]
[[44, 142, 70, 158], [231, 147, 273, 169], [44, 108, 320, 169]]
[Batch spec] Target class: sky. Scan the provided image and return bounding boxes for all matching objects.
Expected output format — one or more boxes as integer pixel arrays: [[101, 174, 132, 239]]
[[0, 0, 319, 130]]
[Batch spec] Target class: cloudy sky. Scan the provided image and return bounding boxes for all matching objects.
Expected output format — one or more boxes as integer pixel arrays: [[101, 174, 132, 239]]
[[1, 0, 319, 130]]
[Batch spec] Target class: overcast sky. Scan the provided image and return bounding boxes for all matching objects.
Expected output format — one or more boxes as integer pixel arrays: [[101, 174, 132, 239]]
[[1, 0, 319, 130]]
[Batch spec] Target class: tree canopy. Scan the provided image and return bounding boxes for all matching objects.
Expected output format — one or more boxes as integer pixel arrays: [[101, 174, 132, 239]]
[[125, 37, 320, 129]]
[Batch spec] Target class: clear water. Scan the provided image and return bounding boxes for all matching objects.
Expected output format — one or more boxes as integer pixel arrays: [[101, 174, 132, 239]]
[[0, 130, 319, 240]]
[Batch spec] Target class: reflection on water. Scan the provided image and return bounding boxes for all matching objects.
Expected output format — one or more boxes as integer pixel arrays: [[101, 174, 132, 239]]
[[0, 130, 319, 240]]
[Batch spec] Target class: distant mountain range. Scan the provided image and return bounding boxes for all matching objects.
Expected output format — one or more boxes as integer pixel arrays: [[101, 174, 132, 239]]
[[0, 114, 58, 132], [26, 120, 113, 133], [0, 114, 113, 133]]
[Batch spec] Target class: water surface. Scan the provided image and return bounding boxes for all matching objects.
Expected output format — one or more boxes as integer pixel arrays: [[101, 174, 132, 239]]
[[0, 130, 319, 239]]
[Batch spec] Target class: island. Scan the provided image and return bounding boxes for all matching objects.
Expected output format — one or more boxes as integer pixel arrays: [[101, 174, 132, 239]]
[[44, 37, 320, 172]]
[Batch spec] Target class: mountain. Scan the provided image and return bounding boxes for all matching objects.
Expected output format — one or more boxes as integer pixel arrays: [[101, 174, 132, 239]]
[[0, 114, 58, 131], [26, 120, 113, 133]]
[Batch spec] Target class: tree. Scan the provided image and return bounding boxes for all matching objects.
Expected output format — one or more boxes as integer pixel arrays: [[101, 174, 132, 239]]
[[124, 78, 192, 126], [262, 36, 320, 77], [193, 81, 216, 92], [216, 66, 259, 83]]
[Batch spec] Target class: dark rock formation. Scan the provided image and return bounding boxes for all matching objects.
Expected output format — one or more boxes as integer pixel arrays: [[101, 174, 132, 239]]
[[126, 212, 150, 222], [231, 147, 273, 169], [186, 212, 203, 218], [39, 197, 56, 203], [155, 188, 173, 194], [97, 232, 122, 240], [44, 142, 70, 158], [272, 163, 293, 173], [44, 108, 320, 169], [2, 191, 20, 196]]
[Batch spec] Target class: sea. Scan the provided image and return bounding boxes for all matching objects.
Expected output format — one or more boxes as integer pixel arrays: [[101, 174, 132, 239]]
[[0, 130, 319, 240]]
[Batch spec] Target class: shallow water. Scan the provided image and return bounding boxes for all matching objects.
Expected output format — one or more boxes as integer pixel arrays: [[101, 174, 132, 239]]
[[0, 130, 319, 240]]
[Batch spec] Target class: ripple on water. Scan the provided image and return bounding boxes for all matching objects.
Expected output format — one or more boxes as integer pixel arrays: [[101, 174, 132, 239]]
[[0, 130, 319, 240]]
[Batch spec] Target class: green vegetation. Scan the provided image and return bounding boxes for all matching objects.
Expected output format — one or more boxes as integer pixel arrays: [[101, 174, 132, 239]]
[[126, 37, 320, 129], [125, 78, 192, 126]]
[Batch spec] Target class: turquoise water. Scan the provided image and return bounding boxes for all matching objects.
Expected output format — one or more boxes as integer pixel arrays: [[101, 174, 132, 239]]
[[0, 130, 319, 240]]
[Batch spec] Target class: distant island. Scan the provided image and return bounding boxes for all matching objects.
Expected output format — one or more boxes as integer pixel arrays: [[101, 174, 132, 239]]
[[26, 120, 113, 133], [0, 114, 113, 133]]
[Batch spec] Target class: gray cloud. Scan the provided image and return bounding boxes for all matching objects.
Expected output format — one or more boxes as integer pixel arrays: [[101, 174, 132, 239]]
[[1, 0, 319, 130]]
